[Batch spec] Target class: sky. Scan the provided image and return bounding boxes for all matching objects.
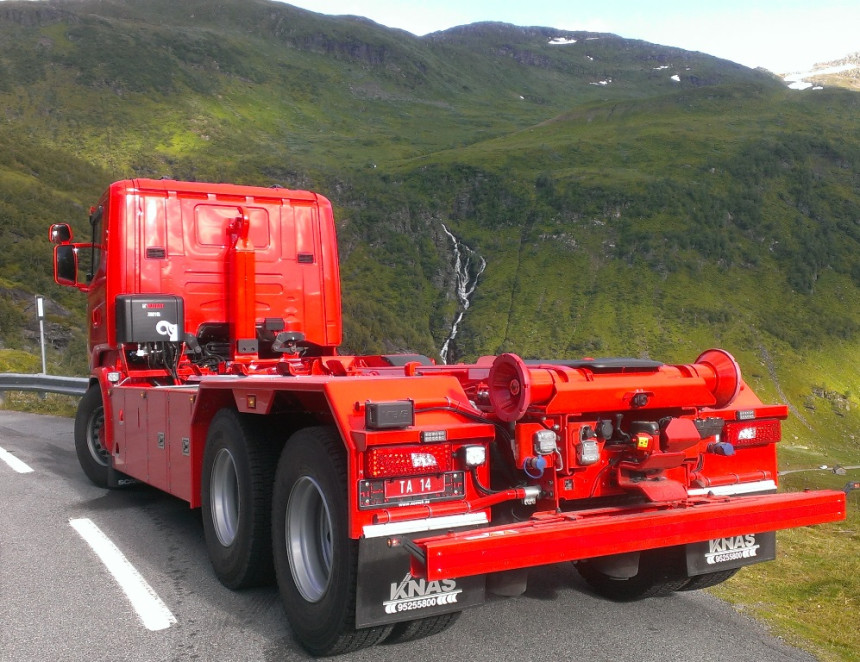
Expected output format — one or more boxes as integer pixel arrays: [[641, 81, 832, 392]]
[[283, 0, 859, 74]]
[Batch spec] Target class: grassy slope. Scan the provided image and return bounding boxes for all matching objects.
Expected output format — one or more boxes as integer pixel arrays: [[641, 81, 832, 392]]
[[712, 477, 859, 662]]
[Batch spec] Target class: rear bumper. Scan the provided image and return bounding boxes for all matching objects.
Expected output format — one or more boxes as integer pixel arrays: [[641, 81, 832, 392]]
[[408, 490, 846, 580]]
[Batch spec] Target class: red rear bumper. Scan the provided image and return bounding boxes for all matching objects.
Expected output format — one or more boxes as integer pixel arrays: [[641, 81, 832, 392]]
[[409, 490, 846, 580]]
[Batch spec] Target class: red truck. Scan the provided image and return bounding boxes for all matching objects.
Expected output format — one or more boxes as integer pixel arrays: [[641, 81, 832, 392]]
[[50, 178, 845, 656]]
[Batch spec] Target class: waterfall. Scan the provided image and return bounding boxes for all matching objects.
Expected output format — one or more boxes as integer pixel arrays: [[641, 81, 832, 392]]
[[439, 223, 486, 364]]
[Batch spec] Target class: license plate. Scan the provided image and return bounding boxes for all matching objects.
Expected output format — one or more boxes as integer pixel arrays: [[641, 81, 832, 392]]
[[383, 475, 446, 499], [358, 472, 465, 509]]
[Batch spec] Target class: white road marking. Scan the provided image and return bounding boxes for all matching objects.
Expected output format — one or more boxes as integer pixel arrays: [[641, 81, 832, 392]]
[[0, 446, 34, 473], [69, 517, 177, 631]]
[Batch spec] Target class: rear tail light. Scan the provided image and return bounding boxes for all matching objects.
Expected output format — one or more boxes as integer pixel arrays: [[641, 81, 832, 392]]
[[723, 419, 781, 448], [365, 444, 452, 478]]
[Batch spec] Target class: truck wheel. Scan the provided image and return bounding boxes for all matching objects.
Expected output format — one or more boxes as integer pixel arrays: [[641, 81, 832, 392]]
[[201, 409, 276, 589], [272, 426, 392, 656], [677, 568, 740, 591], [576, 550, 688, 601], [74, 385, 109, 488], [384, 612, 461, 644]]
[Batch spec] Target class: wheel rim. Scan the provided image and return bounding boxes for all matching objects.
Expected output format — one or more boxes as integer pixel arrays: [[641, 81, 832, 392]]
[[85, 406, 109, 467], [210, 448, 240, 547], [286, 476, 333, 603]]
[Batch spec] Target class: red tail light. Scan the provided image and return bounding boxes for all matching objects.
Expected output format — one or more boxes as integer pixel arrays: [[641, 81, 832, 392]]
[[365, 444, 452, 478], [723, 419, 781, 448]]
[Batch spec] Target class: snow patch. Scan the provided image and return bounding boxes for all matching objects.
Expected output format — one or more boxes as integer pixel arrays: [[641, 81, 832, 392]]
[[548, 37, 577, 45], [782, 63, 852, 91], [653, 65, 670, 70], [670, 74, 681, 82], [590, 78, 612, 86], [787, 63, 853, 79]]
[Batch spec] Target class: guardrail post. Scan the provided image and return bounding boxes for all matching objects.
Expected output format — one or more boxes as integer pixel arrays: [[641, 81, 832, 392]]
[[36, 295, 48, 375]]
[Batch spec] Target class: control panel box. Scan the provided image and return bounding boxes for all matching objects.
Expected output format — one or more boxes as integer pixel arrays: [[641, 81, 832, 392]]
[[115, 295, 184, 343]]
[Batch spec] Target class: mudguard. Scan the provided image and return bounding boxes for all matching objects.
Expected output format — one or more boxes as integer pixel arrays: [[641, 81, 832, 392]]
[[356, 528, 486, 628]]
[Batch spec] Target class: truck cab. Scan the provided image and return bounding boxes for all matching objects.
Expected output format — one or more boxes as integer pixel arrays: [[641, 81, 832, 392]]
[[52, 178, 341, 366]]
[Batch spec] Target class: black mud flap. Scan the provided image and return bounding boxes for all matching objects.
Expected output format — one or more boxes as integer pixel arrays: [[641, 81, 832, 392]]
[[106, 464, 139, 488], [355, 534, 485, 628], [685, 530, 776, 576]]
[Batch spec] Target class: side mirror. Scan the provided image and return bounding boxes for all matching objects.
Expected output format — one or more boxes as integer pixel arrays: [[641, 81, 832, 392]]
[[53, 244, 90, 292], [50, 223, 73, 244], [54, 244, 77, 284]]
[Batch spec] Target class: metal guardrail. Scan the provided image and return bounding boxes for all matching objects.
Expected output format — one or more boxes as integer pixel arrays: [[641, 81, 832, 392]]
[[0, 373, 89, 398]]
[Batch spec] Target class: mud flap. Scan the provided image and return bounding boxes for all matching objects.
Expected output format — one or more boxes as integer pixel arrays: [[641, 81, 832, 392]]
[[106, 463, 139, 488], [685, 530, 776, 576], [356, 534, 485, 628]]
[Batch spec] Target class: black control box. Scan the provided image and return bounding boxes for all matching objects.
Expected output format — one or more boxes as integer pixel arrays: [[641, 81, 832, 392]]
[[115, 295, 185, 344]]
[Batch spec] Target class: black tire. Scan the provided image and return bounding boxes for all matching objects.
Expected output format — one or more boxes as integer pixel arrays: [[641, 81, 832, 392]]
[[677, 568, 740, 591], [384, 612, 461, 645], [576, 549, 689, 601], [201, 409, 277, 589], [272, 426, 392, 656], [74, 385, 109, 488]]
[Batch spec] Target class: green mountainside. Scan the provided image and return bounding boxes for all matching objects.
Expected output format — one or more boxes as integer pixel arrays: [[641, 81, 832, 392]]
[[0, 0, 857, 467]]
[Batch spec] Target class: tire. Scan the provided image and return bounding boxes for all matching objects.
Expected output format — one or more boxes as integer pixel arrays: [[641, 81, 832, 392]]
[[677, 568, 740, 591], [272, 426, 392, 656], [201, 409, 277, 589], [74, 385, 109, 488], [384, 612, 461, 645], [576, 549, 689, 601]]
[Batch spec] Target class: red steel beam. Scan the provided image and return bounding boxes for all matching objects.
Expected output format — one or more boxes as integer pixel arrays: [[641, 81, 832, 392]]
[[410, 490, 846, 580]]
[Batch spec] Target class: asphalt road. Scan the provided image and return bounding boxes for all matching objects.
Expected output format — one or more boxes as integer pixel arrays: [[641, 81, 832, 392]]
[[0, 410, 818, 662]]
